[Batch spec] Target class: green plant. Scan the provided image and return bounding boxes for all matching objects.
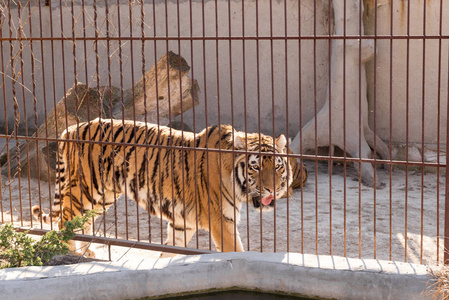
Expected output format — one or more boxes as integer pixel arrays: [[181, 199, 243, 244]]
[[0, 210, 97, 268]]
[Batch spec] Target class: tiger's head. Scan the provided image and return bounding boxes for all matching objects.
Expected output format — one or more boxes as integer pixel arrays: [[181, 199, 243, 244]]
[[233, 131, 293, 211]]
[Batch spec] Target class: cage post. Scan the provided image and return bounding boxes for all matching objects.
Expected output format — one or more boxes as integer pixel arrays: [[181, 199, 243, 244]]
[[445, 78, 449, 264]]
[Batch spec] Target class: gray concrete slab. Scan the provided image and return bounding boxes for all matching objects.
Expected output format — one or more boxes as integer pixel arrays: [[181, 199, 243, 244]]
[[0, 252, 435, 300]]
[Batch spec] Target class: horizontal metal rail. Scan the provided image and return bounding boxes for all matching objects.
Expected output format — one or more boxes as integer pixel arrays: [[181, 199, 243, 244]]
[[0, 134, 445, 168], [14, 227, 214, 256], [1, 35, 449, 42]]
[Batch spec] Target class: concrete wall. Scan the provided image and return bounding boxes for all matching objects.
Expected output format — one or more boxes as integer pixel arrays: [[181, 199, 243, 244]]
[[364, 0, 448, 147], [0, 0, 446, 147], [0, 252, 435, 300]]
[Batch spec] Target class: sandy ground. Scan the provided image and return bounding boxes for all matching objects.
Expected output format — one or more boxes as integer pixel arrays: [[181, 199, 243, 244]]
[[0, 158, 445, 266]]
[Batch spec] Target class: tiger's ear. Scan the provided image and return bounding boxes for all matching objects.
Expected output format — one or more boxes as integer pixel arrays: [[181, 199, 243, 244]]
[[276, 134, 287, 153], [234, 133, 246, 150]]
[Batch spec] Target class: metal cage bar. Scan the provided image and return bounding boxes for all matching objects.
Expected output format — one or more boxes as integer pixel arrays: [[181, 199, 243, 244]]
[[0, 0, 446, 266]]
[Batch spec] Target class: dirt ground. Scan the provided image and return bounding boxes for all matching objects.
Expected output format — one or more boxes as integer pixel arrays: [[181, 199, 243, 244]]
[[0, 160, 445, 266]]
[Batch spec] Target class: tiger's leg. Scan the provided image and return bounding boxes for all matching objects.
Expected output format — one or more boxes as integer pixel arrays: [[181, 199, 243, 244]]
[[65, 218, 96, 259], [210, 219, 244, 252], [59, 198, 98, 258], [60, 185, 113, 259], [72, 189, 118, 259], [164, 223, 196, 248], [159, 223, 196, 258]]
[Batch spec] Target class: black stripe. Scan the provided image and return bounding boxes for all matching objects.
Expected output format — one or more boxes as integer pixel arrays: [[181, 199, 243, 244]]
[[91, 157, 100, 193], [195, 135, 201, 148], [101, 122, 112, 155], [113, 125, 124, 141], [91, 123, 101, 140], [81, 181, 96, 204], [126, 126, 136, 144], [169, 223, 193, 231], [164, 149, 171, 179], [172, 172, 182, 198], [207, 125, 218, 139], [221, 183, 239, 212], [222, 193, 236, 209], [221, 131, 232, 143], [81, 124, 89, 141], [223, 214, 234, 223], [105, 155, 113, 177], [161, 200, 173, 220], [184, 149, 190, 183], [235, 162, 247, 191], [114, 169, 122, 187], [139, 152, 147, 189], [151, 151, 160, 184], [130, 177, 138, 201]]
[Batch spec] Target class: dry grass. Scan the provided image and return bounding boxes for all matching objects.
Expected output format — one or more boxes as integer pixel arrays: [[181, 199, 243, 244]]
[[427, 266, 449, 300]]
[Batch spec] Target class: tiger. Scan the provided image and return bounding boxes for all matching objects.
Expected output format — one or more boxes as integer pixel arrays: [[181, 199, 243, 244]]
[[32, 118, 303, 257]]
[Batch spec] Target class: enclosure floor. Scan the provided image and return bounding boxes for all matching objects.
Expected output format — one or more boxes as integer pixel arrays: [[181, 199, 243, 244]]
[[0, 161, 444, 265]]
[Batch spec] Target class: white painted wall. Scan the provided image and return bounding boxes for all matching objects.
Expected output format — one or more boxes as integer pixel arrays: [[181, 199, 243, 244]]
[[0, 0, 446, 148], [364, 0, 448, 147]]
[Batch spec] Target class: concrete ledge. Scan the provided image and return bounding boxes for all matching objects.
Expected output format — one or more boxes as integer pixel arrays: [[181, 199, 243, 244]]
[[0, 252, 434, 300]]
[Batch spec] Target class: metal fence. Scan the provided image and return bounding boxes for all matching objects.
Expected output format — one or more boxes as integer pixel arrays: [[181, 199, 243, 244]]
[[0, 0, 447, 265]]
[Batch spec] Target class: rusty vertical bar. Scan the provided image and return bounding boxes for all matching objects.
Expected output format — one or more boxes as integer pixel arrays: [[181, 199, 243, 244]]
[[255, 0, 263, 252], [8, 0, 23, 225], [373, 0, 378, 260], [213, 0, 224, 252], [269, 0, 276, 253], [127, 0, 141, 243], [188, 0, 199, 249], [58, 0, 75, 226], [358, 0, 362, 259], [241, 0, 251, 251], [80, 0, 97, 239], [405, 0, 410, 263], [92, 0, 109, 240], [175, 0, 188, 248], [445, 4, 449, 265], [437, 0, 443, 265], [28, 0, 43, 230], [313, 0, 319, 256], [0, 1, 10, 225], [163, 0, 174, 248], [18, 0, 32, 227], [283, 0, 290, 253], [48, 0, 60, 230], [151, 0, 164, 246], [298, 0, 304, 255], [140, 0, 151, 244], [388, 0, 394, 262], [104, 0, 114, 238], [163, 0, 176, 249], [116, 0, 131, 241], [70, 0, 84, 238], [227, 0, 237, 252], [420, 0, 427, 265], [200, 0, 212, 251], [342, 0, 347, 258], [327, 0, 332, 256]]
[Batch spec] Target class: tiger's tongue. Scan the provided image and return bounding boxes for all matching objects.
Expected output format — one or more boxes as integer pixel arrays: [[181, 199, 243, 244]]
[[261, 195, 274, 206]]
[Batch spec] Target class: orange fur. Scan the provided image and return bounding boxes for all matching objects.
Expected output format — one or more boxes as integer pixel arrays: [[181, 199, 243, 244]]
[[32, 118, 293, 256]]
